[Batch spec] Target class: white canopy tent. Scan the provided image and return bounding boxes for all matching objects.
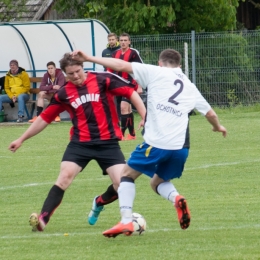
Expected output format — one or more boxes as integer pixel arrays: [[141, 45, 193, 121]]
[[0, 19, 110, 77], [0, 19, 110, 120]]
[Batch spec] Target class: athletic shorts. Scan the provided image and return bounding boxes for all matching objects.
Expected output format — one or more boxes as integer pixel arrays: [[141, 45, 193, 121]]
[[127, 142, 189, 181], [62, 141, 125, 174]]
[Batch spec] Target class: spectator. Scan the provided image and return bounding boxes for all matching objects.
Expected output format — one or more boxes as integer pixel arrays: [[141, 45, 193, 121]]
[[108, 33, 143, 140], [0, 60, 30, 122], [28, 61, 66, 123], [102, 32, 120, 71]]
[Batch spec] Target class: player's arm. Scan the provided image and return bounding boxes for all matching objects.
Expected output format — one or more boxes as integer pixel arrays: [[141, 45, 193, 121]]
[[205, 109, 227, 137], [129, 91, 146, 129], [9, 117, 48, 152], [71, 50, 133, 74]]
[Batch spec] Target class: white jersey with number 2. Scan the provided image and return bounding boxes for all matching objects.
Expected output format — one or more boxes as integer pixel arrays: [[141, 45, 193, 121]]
[[131, 63, 211, 150]]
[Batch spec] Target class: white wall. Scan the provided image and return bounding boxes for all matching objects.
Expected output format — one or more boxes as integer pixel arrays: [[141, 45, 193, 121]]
[[0, 19, 110, 121]]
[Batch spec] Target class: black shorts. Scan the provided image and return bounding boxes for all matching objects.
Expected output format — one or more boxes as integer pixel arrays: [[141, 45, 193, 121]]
[[121, 97, 131, 104], [62, 141, 125, 174]]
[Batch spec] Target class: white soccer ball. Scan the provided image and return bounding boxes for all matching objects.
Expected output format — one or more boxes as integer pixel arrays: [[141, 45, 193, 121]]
[[132, 212, 146, 235]]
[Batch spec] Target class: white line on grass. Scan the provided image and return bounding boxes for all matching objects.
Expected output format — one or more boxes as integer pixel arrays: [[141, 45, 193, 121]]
[[0, 177, 108, 191], [185, 158, 260, 171], [1, 223, 260, 240], [1, 159, 259, 191]]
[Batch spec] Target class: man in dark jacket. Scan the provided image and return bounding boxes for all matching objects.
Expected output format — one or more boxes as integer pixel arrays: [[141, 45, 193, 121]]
[[101, 33, 120, 71], [28, 61, 66, 123]]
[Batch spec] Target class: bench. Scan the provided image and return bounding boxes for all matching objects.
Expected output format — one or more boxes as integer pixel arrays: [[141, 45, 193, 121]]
[[25, 76, 68, 119], [24, 77, 42, 119]]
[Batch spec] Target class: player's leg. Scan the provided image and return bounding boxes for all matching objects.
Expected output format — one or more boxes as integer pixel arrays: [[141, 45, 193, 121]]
[[120, 99, 135, 139], [87, 144, 125, 225], [152, 148, 190, 229], [29, 161, 82, 231], [29, 141, 87, 232], [87, 164, 124, 225], [103, 164, 141, 237], [103, 142, 156, 237]]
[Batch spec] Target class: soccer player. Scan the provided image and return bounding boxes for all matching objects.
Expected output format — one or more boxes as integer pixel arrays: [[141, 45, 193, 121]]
[[101, 32, 120, 71], [107, 33, 143, 140], [70, 49, 227, 237], [8, 52, 146, 232]]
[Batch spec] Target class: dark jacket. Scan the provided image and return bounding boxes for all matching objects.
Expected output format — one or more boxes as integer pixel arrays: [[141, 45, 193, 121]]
[[102, 42, 120, 70], [40, 69, 66, 94]]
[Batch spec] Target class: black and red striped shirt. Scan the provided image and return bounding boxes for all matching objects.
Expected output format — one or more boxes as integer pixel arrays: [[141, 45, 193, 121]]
[[108, 48, 143, 84], [40, 72, 136, 143]]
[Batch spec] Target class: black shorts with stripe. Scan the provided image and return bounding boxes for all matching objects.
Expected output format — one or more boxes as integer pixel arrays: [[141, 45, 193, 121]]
[[62, 141, 125, 175]]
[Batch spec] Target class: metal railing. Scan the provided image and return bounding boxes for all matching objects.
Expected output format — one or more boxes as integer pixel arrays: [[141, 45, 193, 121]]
[[131, 30, 260, 107]]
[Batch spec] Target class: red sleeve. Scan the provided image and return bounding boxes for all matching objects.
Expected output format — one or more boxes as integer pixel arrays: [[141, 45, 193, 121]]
[[109, 85, 135, 99]]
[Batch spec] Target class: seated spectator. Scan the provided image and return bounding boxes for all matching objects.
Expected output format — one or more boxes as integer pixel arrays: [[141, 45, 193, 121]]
[[28, 61, 66, 123], [0, 60, 30, 122]]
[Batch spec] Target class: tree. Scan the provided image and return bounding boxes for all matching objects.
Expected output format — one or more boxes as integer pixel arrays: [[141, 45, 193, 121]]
[[54, 0, 244, 34], [0, 0, 27, 21]]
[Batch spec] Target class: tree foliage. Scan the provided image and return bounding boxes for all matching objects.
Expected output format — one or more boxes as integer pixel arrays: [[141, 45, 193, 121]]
[[54, 0, 244, 34], [0, 0, 27, 21]]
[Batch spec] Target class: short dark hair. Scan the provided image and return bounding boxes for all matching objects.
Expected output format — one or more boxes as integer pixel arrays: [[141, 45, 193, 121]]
[[108, 33, 117, 38], [119, 32, 131, 41], [59, 53, 83, 72], [159, 49, 181, 67], [46, 61, 56, 67]]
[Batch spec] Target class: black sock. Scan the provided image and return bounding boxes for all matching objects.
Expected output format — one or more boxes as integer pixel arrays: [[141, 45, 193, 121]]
[[127, 112, 135, 136], [36, 106, 43, 116], [121, 114, 128, 136], [40, 185, 64, 224], [96, 184, 118, 206]]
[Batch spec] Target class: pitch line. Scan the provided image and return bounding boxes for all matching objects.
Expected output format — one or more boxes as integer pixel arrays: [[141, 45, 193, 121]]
[[1, 223, 260, 240], [0, 159, 259, 191]]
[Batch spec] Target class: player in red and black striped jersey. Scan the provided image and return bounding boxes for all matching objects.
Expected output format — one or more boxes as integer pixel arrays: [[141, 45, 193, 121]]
[[107, 33, 143, 140], [8, 53, 146, 232]]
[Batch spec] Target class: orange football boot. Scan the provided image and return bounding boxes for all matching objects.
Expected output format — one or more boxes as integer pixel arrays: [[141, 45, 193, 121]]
[[174, 195, 191, 230], [103, 222, 134, 238]]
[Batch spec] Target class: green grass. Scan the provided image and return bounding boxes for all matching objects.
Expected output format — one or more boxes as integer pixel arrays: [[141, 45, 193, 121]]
[[0, 109, 260, 260]]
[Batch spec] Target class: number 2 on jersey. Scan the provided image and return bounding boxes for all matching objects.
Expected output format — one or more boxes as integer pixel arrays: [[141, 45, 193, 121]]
[[168, 79, 183, 105]]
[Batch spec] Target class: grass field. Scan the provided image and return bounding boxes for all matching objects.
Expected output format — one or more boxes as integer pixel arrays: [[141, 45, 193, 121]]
[[0, 109, 259, 260]]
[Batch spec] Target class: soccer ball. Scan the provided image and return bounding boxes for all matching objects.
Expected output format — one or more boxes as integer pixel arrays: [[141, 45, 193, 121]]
[[132, 212, 146, 235]]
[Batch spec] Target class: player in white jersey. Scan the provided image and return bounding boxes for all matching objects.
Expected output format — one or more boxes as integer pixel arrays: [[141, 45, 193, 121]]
[[70, 49, 227, 237]]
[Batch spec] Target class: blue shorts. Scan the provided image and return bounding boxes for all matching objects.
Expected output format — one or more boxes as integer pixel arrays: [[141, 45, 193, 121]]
[[127, 142, 189, 181]]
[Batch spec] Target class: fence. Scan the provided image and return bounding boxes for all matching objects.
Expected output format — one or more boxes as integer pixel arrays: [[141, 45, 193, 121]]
[[131, 31, 260, 107]]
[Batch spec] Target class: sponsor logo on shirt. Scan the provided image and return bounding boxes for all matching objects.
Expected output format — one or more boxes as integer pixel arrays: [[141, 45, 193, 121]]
[[71, 93, 100, 109], [156, 103, 182, 117]]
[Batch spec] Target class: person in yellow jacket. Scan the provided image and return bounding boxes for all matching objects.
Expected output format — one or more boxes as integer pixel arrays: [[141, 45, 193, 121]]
[[0, 60, 30, 122]]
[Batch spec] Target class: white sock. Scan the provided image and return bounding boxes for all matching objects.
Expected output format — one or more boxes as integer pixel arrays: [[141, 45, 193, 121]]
[[157, 182, 179, 203], [118, 181, 135, 224]]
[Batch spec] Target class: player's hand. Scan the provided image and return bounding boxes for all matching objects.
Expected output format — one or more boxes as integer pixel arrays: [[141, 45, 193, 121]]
[[212, 125, 227, 137], [9, 139, 22, 153], [70, 50, 88, 62], [53, 85, 60, 90], [138, 119, 145, 130]]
